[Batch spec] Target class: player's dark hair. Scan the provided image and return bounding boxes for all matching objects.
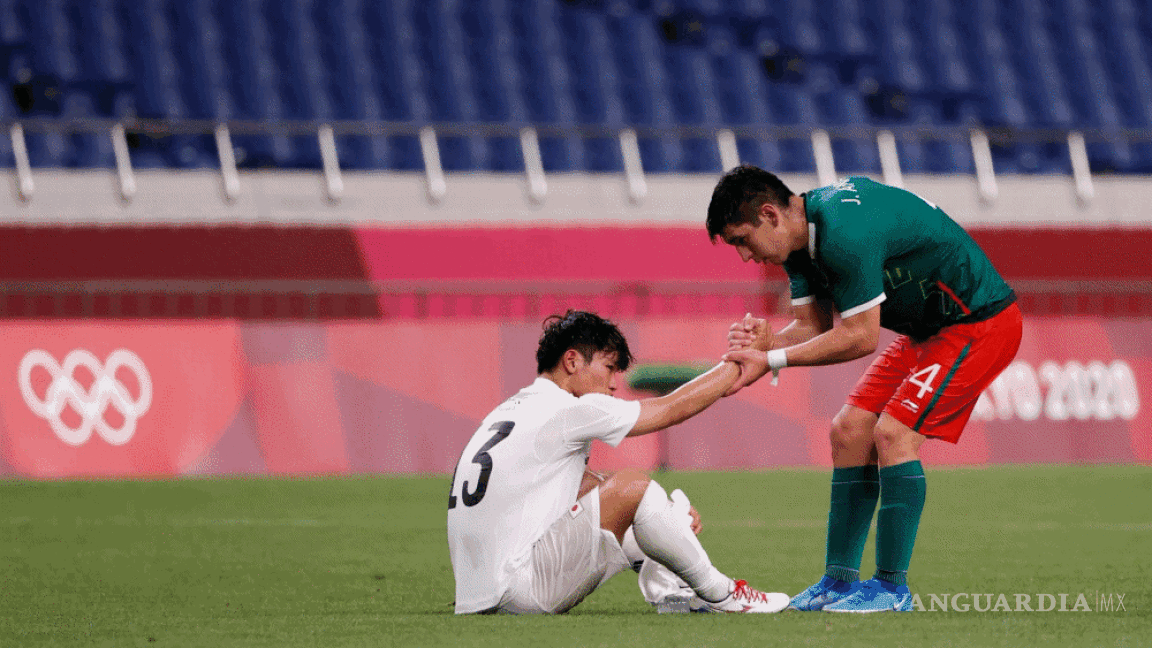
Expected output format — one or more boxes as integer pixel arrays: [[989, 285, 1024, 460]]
[[536, 310, 633, 374], [706, 165, 795, 241]]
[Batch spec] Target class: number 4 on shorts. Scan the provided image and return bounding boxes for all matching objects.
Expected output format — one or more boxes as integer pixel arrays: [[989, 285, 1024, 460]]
[[908, 363, 942, 399]]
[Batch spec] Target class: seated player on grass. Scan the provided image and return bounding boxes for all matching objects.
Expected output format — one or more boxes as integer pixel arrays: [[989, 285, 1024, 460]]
[[447, 310, 789, 615]]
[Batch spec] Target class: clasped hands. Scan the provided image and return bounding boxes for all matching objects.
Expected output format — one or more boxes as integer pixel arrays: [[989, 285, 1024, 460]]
[[721, 313, 773, 396]]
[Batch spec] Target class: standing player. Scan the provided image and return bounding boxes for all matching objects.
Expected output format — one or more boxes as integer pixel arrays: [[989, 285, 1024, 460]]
[[708, 167, 1022, 613], [447, 310, 790, 615]]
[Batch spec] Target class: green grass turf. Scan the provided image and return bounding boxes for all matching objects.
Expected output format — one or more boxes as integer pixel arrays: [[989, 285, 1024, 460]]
[[0, 465, 1148, 647]]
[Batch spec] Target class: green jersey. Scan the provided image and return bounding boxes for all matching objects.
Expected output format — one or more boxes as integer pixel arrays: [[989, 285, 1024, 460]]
[[783, 177, 1016, 341]]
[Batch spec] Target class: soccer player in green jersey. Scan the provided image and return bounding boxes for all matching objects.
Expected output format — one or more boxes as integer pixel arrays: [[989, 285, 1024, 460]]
[[708, 166, 1023, 613]]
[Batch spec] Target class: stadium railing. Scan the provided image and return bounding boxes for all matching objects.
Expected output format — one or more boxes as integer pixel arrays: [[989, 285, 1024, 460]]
[[4, 117, 1152, 204], [2, 118, 1151, 320]]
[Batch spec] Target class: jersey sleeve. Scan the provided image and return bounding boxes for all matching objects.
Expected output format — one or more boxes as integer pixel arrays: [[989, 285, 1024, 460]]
[[822, 229, 887, 318], [782, 259, 815, 306], [554, 394, 642, 448]]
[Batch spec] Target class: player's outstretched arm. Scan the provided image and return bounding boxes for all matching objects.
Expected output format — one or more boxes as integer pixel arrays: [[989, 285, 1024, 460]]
[[774, 302, 880, 366], [724, 304, 881, 389], [727, 302, 833, 352], [723, 302, 834, 394], [626, 361, 742, 437]]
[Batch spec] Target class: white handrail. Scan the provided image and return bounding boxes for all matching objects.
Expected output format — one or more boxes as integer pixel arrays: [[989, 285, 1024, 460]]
[[877, 130, 904, 188], [214, 123, 240, 202], [811, 129, 837, 186], [111, 124, 136, 202], [717, 129, 740, 171], [619, 129, 647, 204], [519, 126, 547, 204], [11, 123, 33, 202], [318, 124, 343, 203], [419, 126, 447, 204], [970, 129, 998, 203], [1067, 131, 1094, 205]]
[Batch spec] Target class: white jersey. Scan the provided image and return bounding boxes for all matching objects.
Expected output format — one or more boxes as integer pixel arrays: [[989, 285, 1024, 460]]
[[447, 377, 641, 614]]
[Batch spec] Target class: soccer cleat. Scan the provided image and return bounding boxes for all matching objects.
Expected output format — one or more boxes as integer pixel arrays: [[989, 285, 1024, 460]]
[[653, 589, 709, 614], [787, 575, 856, 611], [822, 578, 914, 613], [699, 580, 790, 613]]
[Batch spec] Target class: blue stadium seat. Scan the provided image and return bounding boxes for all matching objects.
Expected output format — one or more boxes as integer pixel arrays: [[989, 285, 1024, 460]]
[[663, 48, 709, 124], [713, 53, 768, 125], [3, 0, 1147, 173], [69, 0, 130, 83], [679, 137, 722, 173], [213, 0, 262, 120], [62, 93, 114, 168], [17, 0, 77, 83], [896, 136, 929, 174], [736, 138, 785, 171], [777, 138, 817, 173], [832, 138, 881, 173], [781, 0, 826, 56], [25, 130, 68, 168], [818, 88, 871, 125], [827, 0, 874, 57], [539, 136, 579, 173], [607, 15, 658, 125]]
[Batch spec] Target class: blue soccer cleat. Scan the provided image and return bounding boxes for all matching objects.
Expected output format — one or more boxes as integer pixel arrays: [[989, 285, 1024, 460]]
[[787, 575, 856, 611], [822, 578, 913, 613]]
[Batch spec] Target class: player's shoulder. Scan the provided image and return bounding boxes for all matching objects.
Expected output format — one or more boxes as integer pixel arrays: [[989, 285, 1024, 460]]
[[807, 177, 884, 252], [807, 176, 874, 210]]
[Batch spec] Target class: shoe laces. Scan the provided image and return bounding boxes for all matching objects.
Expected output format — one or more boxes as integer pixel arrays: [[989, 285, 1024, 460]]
[[732, 580, 769, 603]]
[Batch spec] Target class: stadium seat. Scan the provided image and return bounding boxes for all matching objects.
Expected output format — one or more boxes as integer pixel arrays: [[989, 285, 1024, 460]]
[[17, 0, 77, 83], [1, 0, 1148, 173], [70, 0, 130, 84]]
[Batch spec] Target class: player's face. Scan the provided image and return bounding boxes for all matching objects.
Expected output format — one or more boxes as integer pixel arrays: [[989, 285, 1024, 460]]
[[571, 350, 622, 397], [720, 218, 789, 265]]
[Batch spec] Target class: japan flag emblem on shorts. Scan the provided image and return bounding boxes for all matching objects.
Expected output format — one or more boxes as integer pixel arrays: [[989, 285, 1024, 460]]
[[569, 502, 583, 518]]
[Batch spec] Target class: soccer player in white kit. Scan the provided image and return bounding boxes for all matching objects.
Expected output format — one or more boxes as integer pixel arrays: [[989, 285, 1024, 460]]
[[447, 311, 789, 614]]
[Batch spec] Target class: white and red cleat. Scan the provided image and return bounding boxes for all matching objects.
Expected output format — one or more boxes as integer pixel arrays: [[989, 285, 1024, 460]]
[[699, 580, 790, 613]]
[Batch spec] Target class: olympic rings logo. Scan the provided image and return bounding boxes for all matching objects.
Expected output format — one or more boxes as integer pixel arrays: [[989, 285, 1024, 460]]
[[18, 349, 153, 446]]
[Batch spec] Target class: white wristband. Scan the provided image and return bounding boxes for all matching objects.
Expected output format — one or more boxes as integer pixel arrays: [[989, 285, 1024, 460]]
[[766, 349, 788, 386]]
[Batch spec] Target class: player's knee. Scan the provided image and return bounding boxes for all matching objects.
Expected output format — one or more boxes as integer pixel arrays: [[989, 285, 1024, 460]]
[[873, 418, 913, 451], [830, 410, 871, 451]]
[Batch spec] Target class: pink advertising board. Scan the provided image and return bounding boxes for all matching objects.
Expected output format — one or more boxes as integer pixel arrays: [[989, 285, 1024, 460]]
[[0, 316, 1147, 479]]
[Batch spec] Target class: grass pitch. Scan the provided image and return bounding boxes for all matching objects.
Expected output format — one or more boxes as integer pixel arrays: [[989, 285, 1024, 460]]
[[1, 465, 1148, 647]]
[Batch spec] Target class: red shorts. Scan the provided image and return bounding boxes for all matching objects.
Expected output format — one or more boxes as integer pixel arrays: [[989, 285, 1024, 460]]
[[847, 303, 1023, 443]]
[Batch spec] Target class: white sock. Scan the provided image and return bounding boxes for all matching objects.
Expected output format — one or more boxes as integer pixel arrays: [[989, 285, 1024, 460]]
[[632, 480, 734, 603], [621, 526, 646, 571]]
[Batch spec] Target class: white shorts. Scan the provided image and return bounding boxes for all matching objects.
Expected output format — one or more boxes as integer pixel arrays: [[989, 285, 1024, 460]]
[[497, 487, 631, 614]]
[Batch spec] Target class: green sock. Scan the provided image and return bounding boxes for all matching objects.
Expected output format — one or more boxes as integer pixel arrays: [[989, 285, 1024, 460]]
[[875, 460, 926, 586], [824, 465, 880, 582]]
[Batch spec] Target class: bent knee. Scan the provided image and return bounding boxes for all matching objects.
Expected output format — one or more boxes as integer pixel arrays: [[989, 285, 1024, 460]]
[[830, 409, 875, 448], [873, 416, 917, 448]]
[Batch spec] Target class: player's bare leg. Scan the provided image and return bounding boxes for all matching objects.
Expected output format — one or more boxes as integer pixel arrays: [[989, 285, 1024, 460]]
[[825, 414, 923, 612], [592, 468, 650, 542], [791, 405, 882, 610], [594, 469, 788, 613]]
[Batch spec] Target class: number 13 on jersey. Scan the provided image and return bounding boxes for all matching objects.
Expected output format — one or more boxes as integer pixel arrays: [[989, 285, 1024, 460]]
[[448, 421, 514, 509]]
